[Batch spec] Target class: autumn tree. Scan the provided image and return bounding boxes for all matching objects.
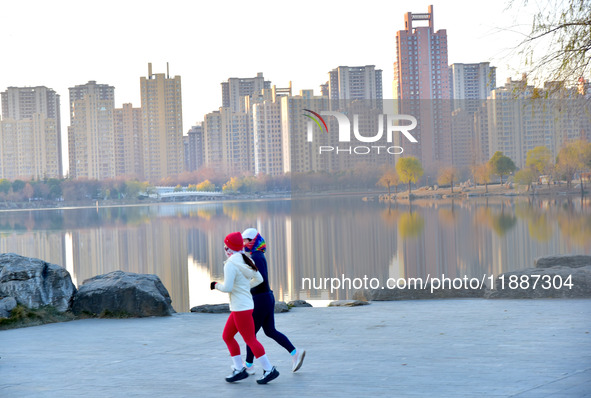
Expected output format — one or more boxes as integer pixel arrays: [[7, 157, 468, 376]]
[[556, 140, 591, 193], [196, 180, 215, 192], [396, 157, 424, 194], [488, 151, 516, 184], [515, 168, 538, 193], [525, 146, 553, 187], [377, 166, 399, 196], [472, 163, 493, 193], [437, 167, 458, 193]]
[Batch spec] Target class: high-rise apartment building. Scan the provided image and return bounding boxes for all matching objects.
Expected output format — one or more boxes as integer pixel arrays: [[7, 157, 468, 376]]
[[0, 86, 62, 179], [203, 110, 223, 170], [113, 103, 143, 178], [202, 107, 252, 175], [328, 65, 382, 108], [186, 124, 204, 172], [68, 81, 115, 180], [450, 63, 496, 112], [393, 5, 452, 174], [449, 62, 496, 168], [280, 90, 330, 174], [140, 63, 184, 182], [482, 76, 589, 168], [221, 73, 270, 112], [252, 89, 284, 176]]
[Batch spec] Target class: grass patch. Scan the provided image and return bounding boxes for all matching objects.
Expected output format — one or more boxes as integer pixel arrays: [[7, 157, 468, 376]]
[[0, 305, 76, 330]]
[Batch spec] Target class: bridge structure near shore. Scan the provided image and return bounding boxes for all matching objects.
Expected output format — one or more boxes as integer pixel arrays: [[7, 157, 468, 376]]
[[150, 186, 223, 201]]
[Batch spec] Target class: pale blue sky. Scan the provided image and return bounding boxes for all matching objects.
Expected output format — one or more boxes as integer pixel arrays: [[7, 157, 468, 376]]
[[0, 0, 542, 170]]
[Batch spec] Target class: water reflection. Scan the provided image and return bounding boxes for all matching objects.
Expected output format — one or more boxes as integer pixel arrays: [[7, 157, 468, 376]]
[[0, 196, 589, 311]]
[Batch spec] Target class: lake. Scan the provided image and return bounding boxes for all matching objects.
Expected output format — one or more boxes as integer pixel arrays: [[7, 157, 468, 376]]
[[1, 195, 590, 312]]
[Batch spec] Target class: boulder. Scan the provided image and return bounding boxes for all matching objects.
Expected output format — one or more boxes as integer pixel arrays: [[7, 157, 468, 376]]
[[0, 253, 76, 312], [274, 301, 290, 313], [288, 300, 312, 308], [328, 300, 369, 307], [72, 271, 175, 317], [534, 255, 591, 269], [190, 303, 230, 313], [0, 296, 17, 318], [485, 265, 591, 299]]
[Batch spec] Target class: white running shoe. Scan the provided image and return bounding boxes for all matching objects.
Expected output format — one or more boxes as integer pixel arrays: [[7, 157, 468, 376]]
[[245, 364, 256, 375], [291, 348, 306, 372]]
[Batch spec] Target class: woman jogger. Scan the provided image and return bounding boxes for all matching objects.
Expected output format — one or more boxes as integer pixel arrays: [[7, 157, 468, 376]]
[[211, 231, 280, 384]]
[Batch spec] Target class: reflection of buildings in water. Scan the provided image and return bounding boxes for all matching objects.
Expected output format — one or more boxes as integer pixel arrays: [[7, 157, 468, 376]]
[[292, 199, 398, 301], [1, 197, 591, 311], [69, 221, 189, 313], [188, 255, 227, 308], [0, 231, 66, 271], [64, 232, 77, 286]]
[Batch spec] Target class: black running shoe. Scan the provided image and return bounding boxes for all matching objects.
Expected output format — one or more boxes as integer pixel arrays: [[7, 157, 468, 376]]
[[256, 366, 280, 385], [225, 367, 249, 383]]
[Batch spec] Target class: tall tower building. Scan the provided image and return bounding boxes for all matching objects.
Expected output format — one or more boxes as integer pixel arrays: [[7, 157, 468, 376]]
[[221, 73, 271, 112], [0, 86, 62, 179], [393, 5, 451, 175], [113, 103, 143, 178], [140, 63, 184, 182], [68, 81, 115, 180]]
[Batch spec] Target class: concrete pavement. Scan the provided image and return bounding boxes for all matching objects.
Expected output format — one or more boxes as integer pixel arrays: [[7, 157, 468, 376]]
[[1, 299, 590, 397]]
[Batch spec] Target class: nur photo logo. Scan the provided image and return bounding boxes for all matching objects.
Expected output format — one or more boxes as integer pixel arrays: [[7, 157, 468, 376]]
[[303, 109, 419, 155]]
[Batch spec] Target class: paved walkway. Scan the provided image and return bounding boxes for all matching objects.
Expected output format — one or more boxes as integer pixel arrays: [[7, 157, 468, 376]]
[[1, 299, 590, 397]]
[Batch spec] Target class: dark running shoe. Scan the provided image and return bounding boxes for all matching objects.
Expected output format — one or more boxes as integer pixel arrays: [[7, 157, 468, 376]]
[[225, 367, 249, 383], [256, 366, 280, 385]]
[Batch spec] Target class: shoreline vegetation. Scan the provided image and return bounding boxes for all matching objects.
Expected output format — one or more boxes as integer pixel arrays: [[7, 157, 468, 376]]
[[0, 181, 587, 212]]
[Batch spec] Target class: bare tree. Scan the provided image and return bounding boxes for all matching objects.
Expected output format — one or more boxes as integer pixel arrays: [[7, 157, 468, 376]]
[[510, 0, 591, 86]]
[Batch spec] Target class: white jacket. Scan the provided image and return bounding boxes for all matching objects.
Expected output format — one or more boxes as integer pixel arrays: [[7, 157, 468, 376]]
[[215, 252, 264, 311]]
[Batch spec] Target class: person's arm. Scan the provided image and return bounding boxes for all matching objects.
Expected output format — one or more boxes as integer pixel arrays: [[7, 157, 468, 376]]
[[215, 262, 236, 293], [250, 270, 264, 288]]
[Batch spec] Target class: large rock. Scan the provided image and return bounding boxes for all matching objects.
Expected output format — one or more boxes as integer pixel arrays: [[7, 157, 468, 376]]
[[328, 300, 369, 307], [0, 296, 17, 318], [534, 255, 591, 269], [486, 265, 591, 299], [274, 301, 290, 313], [190, 304, 230, 313], [288, 300, 312, 308], [72, 271, 175, 317], [0, 253, 76, 312]]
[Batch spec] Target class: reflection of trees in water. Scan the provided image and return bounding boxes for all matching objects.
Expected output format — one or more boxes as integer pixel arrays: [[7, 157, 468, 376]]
[[438, 200, 457, 226], [556, 205, 591, 247], [515, 202, 553, 242], [398, 211, 424, 239], [472, 205, 517, 237], [381, 204, 401, 226]]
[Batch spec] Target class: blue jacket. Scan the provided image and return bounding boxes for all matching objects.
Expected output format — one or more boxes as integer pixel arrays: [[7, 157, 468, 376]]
[[250, 250, 272, 296]]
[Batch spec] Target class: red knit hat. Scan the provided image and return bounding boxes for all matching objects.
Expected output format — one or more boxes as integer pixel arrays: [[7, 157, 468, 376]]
[[224, 232, 244, 251]]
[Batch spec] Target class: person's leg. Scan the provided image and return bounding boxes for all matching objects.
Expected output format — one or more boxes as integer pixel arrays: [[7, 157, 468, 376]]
[[261, 295, 296, 354], [222, 312, 243, 370], [245, 296, 264, 366], [261, 295, 306, 372]]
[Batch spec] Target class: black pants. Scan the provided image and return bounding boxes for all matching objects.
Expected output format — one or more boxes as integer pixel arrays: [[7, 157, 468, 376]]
[[245, 291, 296, 364]]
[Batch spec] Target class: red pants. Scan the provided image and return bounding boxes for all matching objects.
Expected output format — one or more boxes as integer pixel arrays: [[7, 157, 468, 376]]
[[223, 309, 266, 358]]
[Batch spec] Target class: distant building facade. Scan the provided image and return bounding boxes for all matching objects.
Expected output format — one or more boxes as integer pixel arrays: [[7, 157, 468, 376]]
[[140, 63, 184, 182], [68, 81, 115, 179], [0, 86, 62, 179]]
